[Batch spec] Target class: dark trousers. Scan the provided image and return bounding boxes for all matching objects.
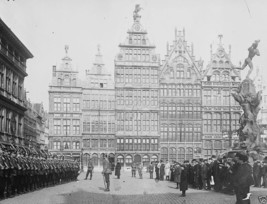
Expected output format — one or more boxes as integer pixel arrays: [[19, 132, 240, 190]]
[[149, 172, 153, 179], [234, 186, 250, 204], [85, 170, 93, 179], [132, 170, 136, 177], [206, 178, 211, 190], [156, 171, 159, 180]]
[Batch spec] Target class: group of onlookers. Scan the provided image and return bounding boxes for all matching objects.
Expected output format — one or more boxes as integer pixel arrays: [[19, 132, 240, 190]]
[[140, 153, 267, 203]]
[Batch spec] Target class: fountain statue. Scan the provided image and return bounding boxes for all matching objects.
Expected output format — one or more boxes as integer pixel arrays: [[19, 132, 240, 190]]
[[231, 40, 263, 160]]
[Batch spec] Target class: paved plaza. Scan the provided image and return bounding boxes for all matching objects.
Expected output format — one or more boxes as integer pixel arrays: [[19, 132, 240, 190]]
[[1, 171, 266, 204]]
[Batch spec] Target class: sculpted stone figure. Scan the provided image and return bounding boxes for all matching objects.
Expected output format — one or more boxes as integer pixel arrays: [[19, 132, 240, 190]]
[[241, 40, 260, 79], [133, 4, 142, 21], [231, 78, 262, 159]]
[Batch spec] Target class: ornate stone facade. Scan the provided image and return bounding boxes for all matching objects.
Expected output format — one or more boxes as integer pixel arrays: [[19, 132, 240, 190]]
[[82, 46, 115, 170], [201, 39, 241, 157], [48, 46, 82, 160], [159, 29, 202, 162], [114, 8, 160, 168]]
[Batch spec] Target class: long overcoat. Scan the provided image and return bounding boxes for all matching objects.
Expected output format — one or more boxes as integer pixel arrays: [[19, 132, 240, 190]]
[[115, 162, 121, 176], [173, 164, 181, 183], [180, 166, 189, 191]]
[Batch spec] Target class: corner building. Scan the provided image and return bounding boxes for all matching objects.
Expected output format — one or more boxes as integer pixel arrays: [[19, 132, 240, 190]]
[[48, 47, 82, 161], [0, 19, 33, 147], [82, 47, 115, 170], [159, 30, 202, 162], [114, 11, 160, 168], [201, 40, 241, 157]]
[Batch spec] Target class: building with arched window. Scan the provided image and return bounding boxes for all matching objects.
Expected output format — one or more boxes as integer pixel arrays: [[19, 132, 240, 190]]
[[159, 29, 202, 162], [202, 37, 241, 157]]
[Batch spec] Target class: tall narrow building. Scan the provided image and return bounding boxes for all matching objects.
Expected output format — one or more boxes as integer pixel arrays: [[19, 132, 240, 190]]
[[48, 46, 82, 161], [159, 29, 203, 162], [202, 37, 241, 157], [82, 46, 115, 170], [114, 6, 160, 168]]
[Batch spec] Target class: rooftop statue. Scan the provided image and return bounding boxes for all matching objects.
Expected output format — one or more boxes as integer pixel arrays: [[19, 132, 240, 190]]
[[133, 4, 142, 21], [241, 40, 260, 79]]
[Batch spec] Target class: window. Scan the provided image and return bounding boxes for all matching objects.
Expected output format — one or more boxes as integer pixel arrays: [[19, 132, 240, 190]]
[[204, 113, 212, 132], [12, 75, 17, 97], [83, 118, 90, 132], [169, 148, 176, 162], [92, 154, 98, 166], [117, 138, 124, 151], [63, 141, 70, 149], [161, 148, 168, 161], [176, 64, 184, 78], [186, 148, 193, 161], [151, 155, 158, 162], [0, 108, 4, 132], [54, 97, 61, 111], [178, 148, 185, 162], [117, 155, 124, 164], [6, 70, 11, 93], [143, 155, 149, 166], [53, 141, 60, 150], [91, 139, 98, 148], [125, 155, 132, 167], [0, 64, 4, 89], [63, 119, 70, 135], [213, 113, 221, 132], [73, 98, 80, 111], [108, 139, 114, 148], [53, 119, 61, 135], [73, 119, 80, 135], [6, 112, 11, 133], [100, 139, 107, 148], [63, 98, 71, 111], [151, 138, 158, 151]]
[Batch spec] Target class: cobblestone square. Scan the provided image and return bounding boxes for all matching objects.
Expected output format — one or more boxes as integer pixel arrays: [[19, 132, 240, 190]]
[[1, 171, 266, 204]]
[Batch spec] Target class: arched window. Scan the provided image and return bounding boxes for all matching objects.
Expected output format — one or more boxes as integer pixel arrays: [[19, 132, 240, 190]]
[[186, 147, 193, 161], [117, 155, 124, 164], [151, 155, 158, 162], [143, 155, 150, 167], [169, 148, 176, 162], [83, 153, 90, 168], [92, 153, 98, 166], [161, 147, 168, 161], [178, 147, 185, 162], [125, 155, 132, 167]]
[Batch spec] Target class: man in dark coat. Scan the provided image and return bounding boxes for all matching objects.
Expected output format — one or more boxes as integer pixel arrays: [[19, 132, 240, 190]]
[[180, 161, 189, 197], [233, 153, 254, 204], [115, 161, 121, 179], [148, 162, 154, 179], [174, 163, 181, 189], [159, 160, 165, 181], [201, 159, 208, 190], [131, 162, 136, 177], [155, 161, 160, 180]]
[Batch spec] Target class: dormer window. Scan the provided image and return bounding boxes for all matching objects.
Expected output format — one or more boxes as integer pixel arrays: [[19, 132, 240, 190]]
[[100, 83, 103, 88]]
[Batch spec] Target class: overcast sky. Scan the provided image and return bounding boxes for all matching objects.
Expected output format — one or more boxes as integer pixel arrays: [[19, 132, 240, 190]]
[[0, 0, 266, 110]]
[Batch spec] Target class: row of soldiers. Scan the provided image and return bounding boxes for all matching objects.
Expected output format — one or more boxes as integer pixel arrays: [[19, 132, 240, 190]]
[[0, 144, 80, 200]]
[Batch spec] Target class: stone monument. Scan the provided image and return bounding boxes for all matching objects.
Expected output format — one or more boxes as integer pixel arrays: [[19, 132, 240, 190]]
[[231, 40, 263, 160]]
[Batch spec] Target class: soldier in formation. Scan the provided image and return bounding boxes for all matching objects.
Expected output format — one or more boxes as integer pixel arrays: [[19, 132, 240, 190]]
[[0, 144, 80, 200]]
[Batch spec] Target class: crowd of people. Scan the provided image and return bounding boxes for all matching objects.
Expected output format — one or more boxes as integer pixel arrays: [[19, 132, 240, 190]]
[[142, 153, 267, 203], [0, 144, 80, 200]]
